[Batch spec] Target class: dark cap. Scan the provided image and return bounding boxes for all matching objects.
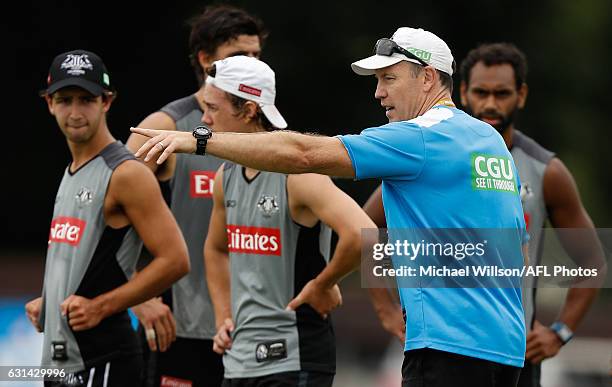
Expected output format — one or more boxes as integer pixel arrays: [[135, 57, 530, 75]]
[[44, 50, 114, 96]]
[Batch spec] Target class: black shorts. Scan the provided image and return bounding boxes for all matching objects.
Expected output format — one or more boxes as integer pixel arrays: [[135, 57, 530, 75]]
[[516, 361, 541, 387], [222, 371, 334, 387], [402, 348, 521, 387], [140, 333, 223, 387], [45, 355, 143, 387]]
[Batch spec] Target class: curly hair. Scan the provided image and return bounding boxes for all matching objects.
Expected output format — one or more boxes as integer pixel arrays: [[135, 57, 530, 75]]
[[459, 43, 528, 89]]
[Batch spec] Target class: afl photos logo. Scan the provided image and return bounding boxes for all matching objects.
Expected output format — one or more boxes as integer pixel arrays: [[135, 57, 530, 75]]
[[49, 217, 86, 246]]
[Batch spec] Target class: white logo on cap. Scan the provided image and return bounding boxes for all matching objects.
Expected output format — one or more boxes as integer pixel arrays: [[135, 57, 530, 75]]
[[61, 54, 93, 76]]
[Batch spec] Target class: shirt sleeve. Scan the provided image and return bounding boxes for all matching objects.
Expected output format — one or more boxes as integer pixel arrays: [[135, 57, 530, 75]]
[[337, 122, 426, 180]]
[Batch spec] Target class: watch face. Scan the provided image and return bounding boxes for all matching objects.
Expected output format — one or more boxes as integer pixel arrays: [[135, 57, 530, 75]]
[[558, 326, 572, 341], [193, 125, 211, 137]]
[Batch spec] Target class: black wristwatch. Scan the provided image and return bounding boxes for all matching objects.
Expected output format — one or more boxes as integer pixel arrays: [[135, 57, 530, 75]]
[[192, 125, 213, 155]]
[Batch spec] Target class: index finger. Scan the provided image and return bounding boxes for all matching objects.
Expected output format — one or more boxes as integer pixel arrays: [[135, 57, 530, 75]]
[[129, 129, 165, 158], [130, 127, 159, 138]]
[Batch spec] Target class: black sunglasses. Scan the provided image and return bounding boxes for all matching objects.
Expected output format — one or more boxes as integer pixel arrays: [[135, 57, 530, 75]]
[[374, 38, 429, 67]]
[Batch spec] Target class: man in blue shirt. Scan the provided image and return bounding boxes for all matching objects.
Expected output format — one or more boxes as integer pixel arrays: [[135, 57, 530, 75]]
[[132, 27, 528, 387]]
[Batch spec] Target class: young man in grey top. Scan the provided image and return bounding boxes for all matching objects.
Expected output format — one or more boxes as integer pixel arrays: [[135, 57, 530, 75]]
[[126, 5, 268, 386], [25, 49, 188, 387]]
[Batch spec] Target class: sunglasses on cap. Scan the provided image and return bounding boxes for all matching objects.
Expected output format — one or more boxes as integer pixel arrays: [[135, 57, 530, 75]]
[[374, 38, 429, 67]]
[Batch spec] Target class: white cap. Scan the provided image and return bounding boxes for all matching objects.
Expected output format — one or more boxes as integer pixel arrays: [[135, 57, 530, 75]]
[[207, 56, 287, 129], [351, 27, 454, 76]]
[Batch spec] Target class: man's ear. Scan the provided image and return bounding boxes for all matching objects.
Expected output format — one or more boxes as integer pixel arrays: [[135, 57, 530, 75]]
[[459, 81, 468, 107], [422, 66, 437, 92], [45, 95, 54, 115], [198, 50, 214, 72], [102, 94, 114, 113], [242, 101, 258, 123], [517, 83, 528, 109]]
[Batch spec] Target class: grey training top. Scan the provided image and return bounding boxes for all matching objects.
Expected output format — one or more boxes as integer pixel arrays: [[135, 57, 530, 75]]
[[222, 163, 335, 379], [40, 142, 143, 373], [511, 130, 555, 329], [161, 95, 225, 339]]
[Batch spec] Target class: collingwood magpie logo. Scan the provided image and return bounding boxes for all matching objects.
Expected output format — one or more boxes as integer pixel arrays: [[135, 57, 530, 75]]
[[520, 183, 533, 203], [257, 195, 279, 217], [256, 344, 268, 361], [75, 187, 93, 207], [61, 54, 93, 76]]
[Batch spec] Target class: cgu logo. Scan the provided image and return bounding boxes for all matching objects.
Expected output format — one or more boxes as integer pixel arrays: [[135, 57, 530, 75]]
[[473, 155, 514, 180], [49, 217, 86, 246], [190, 171, 216, 198], [227, 225, 281, 256]]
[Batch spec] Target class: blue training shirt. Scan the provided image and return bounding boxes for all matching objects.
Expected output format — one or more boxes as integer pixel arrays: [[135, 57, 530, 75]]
[[338, 105, 527, 367]]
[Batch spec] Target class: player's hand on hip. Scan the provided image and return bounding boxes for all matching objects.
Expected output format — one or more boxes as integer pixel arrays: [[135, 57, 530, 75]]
[[60, 295, 105, 331], [130, 127, 196, 164], [286, 279, 342, 319], [213, 318, 234, 355], [378, 304, 406, 343], [525, 320, 563, 363], [132, 297, 176, 352], [25, 297, 43, 332]]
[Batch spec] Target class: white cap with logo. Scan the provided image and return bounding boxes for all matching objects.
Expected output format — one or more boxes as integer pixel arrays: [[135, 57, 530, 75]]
[[351, 27, 455, 76], [207, 55, 288, 129]]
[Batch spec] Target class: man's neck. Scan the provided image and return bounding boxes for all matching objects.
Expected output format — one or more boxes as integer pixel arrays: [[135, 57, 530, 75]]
[[68, 127, 115, 171], [419, 90, 454, 117]]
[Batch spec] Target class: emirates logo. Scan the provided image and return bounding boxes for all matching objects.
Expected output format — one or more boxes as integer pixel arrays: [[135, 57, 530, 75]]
[[49, 217, 86, 246], [227, 225, 281, 256]]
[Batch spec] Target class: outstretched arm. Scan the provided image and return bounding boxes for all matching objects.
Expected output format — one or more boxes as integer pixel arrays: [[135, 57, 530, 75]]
[[130, 127, 355, 178]]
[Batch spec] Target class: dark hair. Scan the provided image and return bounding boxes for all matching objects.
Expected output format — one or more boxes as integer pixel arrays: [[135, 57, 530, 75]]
[[227, 93, 275, 131], [188, 4, 268, 85], [407, 62, 454, 93], [459, 43, 528, 89]]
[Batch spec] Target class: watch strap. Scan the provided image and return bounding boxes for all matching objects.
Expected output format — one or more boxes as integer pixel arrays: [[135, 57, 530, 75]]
[[550, 321, 573, 344], [195, 138, 208, 155]]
